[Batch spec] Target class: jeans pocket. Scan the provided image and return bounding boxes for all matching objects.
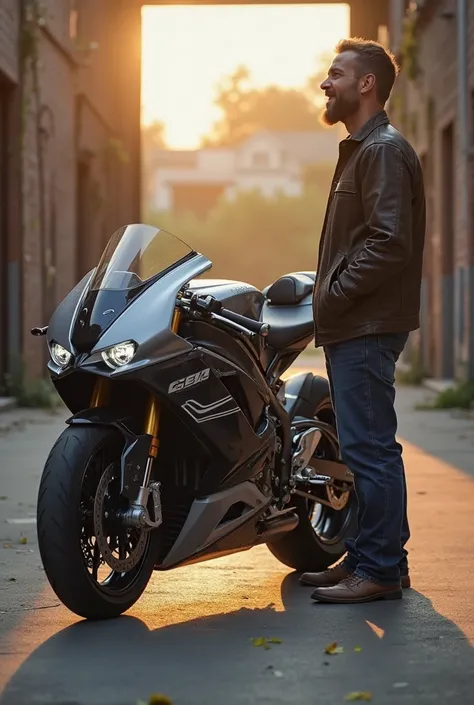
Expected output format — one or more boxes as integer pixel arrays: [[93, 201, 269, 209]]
[[377, 333, 409, 384]]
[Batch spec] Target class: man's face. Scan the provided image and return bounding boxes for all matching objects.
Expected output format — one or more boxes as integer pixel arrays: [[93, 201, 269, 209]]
[[320, 51, 363, 126]]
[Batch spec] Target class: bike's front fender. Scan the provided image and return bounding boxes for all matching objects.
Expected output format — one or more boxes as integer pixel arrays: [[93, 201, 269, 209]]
[[67, 408, 152, 501]]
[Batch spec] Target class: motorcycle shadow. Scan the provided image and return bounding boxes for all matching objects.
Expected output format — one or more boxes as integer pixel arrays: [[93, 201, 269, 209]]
[[1, 572, 473, 705]]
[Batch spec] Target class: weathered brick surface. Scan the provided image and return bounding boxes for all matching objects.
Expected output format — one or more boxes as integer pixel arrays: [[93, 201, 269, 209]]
[[6, 0, 142, 380], [388, 0, 474, 378], [0, 0, 19, 83]]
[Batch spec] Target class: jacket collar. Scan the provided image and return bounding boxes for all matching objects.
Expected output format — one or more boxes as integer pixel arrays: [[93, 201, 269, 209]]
[[349, 109, 390, 143]]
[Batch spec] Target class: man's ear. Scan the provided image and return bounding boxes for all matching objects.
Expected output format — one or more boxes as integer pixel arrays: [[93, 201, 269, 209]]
[[360, 73, 376, 95]]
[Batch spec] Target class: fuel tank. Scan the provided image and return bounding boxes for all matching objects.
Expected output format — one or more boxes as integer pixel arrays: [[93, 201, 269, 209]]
[[188, 279, 264, 320]]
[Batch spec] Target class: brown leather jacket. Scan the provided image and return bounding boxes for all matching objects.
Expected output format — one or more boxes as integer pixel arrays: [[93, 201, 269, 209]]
[[313, 110, 426, 347]]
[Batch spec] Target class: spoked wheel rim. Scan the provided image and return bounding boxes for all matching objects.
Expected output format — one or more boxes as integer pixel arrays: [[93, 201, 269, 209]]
[[307, 405, 355, 546], [79, 440, 151, 595]]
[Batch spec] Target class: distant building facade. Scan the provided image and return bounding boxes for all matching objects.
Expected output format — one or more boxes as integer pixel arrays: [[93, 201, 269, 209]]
[[151, 129, 341, 216]]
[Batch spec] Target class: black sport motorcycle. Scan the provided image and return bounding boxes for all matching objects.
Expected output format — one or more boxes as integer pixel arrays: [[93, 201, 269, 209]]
[[32, 224, 356, 620]]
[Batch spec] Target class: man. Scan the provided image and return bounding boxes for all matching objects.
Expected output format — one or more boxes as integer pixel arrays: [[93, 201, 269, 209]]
[[301, 38, 426, 603]]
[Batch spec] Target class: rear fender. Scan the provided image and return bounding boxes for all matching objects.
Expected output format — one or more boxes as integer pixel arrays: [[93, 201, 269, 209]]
[[66, 408, 152, 501], [281, 372, 331, 420]]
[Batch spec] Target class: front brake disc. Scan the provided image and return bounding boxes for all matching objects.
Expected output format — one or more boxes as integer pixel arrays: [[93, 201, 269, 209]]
[[93, 463, 148, 572]]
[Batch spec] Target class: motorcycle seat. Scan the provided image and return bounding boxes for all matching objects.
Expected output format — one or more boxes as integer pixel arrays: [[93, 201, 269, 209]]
[[261, 272, 316, 350], [263, 271, 315, 305]]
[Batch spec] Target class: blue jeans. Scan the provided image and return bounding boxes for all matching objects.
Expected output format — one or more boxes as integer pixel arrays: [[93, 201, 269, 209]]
[[324, 333, 410, 585]]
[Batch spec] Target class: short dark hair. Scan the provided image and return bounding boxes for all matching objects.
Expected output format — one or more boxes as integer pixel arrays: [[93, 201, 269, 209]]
[[335, 37, 399, 105]]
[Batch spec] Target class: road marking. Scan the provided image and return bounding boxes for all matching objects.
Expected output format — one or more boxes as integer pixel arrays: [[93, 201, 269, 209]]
[[5, 517, 36, 525]]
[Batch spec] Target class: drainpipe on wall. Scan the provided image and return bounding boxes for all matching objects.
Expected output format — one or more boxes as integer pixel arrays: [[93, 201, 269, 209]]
[[457, 0, 472, 379]]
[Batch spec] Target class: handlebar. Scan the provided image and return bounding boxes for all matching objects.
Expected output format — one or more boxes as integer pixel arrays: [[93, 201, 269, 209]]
[[220, 308, 269, 337], [178, 294, 270, 340]]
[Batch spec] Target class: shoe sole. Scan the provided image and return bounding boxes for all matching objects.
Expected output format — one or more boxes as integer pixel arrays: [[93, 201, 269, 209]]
[[300, 575, 411, 589], [311, 588, 403, 604]]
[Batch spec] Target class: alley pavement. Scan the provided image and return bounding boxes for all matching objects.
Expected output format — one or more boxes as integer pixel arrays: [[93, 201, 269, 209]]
[[0, 364, 473, 705]]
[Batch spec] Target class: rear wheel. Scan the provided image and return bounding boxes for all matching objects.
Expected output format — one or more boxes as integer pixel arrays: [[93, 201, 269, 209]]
[[37, 425, 161, 620], [266, 376, 357, 572]]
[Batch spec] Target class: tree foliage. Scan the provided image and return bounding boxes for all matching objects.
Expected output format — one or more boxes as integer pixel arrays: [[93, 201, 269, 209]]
[[145, 185, 330, 289], [201, 58, 333, 147]]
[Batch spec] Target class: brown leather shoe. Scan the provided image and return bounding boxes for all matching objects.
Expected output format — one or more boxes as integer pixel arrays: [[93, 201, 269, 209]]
[[311, 574, 402, 603], [301, 564, 411, 589], [401, 573, 411, 589], [300, 562, 350, 588]]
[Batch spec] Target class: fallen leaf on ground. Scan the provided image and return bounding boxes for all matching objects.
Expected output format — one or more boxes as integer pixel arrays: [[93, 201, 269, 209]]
[[19, 537, 27, 545], [251, 636, 282, 649], [365, 620, 385, 639], [325, 642, 344, 654], [344, 692, 372, 701], [147, 695, 173, 705], [353, 646, 362, 652], [2, 544, 13, 549]]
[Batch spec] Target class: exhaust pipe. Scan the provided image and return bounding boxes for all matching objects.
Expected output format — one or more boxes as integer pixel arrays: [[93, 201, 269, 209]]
[[255, 512, 299, 543]]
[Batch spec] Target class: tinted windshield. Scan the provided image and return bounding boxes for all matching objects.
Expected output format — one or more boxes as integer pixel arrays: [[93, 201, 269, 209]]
[[89, 224, 194, 291]]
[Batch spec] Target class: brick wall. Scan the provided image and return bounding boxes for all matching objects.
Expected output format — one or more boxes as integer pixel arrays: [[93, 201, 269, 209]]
[[388, 0, 474, 379], [0, 0, 19, 83], [0, 0, 20, 386], [16, 0, 142, 380]]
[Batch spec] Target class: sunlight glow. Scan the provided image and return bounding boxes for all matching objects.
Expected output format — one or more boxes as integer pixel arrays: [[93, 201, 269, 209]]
[[141, 3, 350, 148]]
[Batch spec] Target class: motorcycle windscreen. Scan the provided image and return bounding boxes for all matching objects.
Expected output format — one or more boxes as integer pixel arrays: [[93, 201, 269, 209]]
[[71, 224, 195, 352], [89, 224, 193, 291]]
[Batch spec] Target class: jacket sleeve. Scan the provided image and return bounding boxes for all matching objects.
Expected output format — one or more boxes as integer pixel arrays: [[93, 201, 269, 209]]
[[333, 142, 413, 302]]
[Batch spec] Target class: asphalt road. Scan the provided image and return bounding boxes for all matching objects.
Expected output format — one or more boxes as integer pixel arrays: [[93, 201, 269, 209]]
[[0, 367, 473, 705]]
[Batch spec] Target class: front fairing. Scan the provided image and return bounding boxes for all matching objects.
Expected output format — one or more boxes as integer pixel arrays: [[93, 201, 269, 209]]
[[46, 225, 212, 377], [90, 252, 212, 373]]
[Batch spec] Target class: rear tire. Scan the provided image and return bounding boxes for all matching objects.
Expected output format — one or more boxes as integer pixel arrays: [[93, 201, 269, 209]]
[[267, 376, 357, 572], [37, 425, 161, 620]]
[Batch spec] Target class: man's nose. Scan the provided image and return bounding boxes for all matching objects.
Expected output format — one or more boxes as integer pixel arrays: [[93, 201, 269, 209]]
[[320, 78, 331, 90]]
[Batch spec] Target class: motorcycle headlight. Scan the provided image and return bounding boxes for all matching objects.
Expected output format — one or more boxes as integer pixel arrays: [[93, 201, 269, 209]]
[[50, 342, 72, 368], [101, 341, 137, 369]]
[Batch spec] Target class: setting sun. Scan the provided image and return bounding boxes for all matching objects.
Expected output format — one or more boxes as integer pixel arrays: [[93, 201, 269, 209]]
[[141, 3, 350, 148]]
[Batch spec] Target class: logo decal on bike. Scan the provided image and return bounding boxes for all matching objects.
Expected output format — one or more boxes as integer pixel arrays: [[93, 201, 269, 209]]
[[168, 368, 210, 394], [181, 396, 240, 424]]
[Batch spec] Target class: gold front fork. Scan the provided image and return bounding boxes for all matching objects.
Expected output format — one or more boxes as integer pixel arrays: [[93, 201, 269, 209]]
[[144, 306, 181, 448], [138, 306, 181, 509], [90, 377, 109, 408]]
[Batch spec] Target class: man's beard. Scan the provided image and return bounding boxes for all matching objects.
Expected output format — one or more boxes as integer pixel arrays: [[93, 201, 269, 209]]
[[321, 91, 360, 126]]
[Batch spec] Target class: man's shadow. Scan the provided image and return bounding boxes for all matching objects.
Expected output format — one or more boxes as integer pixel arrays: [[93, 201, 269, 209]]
[[1, 573, 472, 705]]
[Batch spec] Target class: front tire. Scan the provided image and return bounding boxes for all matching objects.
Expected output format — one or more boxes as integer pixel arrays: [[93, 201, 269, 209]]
[[37, 425, 160, 620], [267, 376, 357, 572]]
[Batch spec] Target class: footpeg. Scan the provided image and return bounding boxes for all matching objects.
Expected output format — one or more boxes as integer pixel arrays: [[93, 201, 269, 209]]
[[304, 458, 354, 484], [292, 428, 322, 472]]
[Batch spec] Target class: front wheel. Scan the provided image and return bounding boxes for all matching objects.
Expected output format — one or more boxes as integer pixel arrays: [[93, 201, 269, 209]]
[[266, 378, 357, 572], [37, 425, 161, 620]]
